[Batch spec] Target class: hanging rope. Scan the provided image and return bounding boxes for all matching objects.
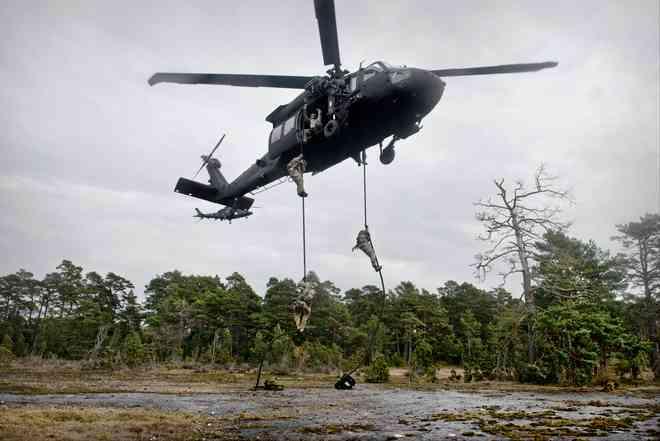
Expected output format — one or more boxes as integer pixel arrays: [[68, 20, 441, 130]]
[[359, 149, 386, 298], [300, 139, 308, 283], [336, 148, 390, 390], [301, 196, 307, 282], [289, 139, 314, 334], [362, 149, 368, 228]]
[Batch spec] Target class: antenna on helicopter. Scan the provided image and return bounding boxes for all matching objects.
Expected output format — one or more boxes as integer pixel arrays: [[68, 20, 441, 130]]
[[193, 133, 226, 178]]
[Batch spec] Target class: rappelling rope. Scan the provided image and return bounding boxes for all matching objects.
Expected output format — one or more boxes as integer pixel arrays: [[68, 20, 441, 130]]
[[360, 150, 387, 302], [362, 150, 368, 228], [344, 150, 386, 381], [302, 196, 307, 282], [300, 140, 308, 283]]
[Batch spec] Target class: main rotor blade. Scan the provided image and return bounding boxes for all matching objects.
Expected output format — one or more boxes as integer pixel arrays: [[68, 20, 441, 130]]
[[194, 134, 225, 178], [431, 61, 558, 77], [314, 0, 341, 69], [149, 73, 314, 89]]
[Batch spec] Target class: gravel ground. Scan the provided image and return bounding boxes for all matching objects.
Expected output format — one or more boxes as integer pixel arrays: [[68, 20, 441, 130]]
[[2, 385, 659, 440]]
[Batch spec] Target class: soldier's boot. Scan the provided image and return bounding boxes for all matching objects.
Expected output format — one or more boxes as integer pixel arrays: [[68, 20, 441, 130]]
[[295, 178, 308, 198], [369, 254, 382, 272], [359, 242, 382, 272]]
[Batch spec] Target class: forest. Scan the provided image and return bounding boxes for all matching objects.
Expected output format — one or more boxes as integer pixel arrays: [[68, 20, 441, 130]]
[[1, 209, 658, 387]]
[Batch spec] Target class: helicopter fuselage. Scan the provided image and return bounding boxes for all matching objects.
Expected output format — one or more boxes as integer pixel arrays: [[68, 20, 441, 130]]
[[221, 62, 445, 199]]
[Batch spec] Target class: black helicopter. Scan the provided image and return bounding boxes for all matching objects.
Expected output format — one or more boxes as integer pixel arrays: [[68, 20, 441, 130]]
[[149, 0, 557, 210]]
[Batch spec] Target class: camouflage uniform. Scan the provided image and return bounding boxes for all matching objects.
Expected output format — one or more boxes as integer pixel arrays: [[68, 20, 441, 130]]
[[287, 154, 308, 197], [291, 279, 316, 332], [353, 228, 381, 272]]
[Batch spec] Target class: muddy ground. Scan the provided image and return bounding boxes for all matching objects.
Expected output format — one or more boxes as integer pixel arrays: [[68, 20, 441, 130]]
[[0, 361, 658, 440]]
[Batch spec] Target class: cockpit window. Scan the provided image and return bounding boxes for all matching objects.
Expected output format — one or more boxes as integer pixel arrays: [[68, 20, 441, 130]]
[[389, 69, 412, 84], [363, 69, 377, 82], [366, 62, 385, 72], [366, 61, 393, 72]]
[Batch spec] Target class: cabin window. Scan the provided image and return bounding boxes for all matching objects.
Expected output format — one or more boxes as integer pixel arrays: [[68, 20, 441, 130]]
[[270, 124, 282, 143], [349, 75, 357, 91], [363, 69, 376, 82], [283, 115, 296, 136]]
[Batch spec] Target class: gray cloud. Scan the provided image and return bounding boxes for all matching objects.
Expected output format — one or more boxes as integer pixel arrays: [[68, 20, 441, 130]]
[[1, 0, 658, 297]]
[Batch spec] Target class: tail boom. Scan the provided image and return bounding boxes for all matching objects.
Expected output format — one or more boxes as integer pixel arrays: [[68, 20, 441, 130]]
[[174, 178, 254, 209]]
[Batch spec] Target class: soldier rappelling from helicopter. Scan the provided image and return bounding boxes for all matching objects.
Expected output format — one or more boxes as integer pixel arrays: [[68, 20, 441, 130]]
[[353, 227, 381, 272], [287, 154, 308, 198], [290, 277, 316, 332]]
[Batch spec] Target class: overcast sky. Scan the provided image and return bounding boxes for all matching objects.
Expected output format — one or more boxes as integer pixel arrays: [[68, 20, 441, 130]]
[[1, 0, 658, 298]]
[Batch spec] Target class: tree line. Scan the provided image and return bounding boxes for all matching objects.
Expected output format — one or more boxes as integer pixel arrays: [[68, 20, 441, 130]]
[[0, 168, 658, 386], [0, 221, 656, 385]]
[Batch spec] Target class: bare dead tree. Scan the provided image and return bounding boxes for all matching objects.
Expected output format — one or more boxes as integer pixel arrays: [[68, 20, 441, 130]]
[[89, 324, 110, 361], [474, 164, 571, 362]]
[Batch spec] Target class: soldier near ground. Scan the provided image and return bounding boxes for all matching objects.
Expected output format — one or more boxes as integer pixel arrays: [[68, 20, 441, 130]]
[[291, 279, 316, 332], [352, 228, 381, 272]]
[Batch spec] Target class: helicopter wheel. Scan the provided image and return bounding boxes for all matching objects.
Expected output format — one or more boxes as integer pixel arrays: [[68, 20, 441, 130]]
[[323, 119, 339, 138], [379, 146, 395, 165]]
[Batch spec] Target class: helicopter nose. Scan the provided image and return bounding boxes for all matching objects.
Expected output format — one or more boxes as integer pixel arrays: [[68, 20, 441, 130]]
[[399, 68, 445, 119], [403, 68, 445, 118]]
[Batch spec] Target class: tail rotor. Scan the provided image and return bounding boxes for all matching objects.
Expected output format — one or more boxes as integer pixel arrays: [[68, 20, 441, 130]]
[[194, 134, 226, 178]]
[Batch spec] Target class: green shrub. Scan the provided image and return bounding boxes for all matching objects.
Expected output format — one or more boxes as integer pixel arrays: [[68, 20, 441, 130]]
[[463, 365, 472, 383], [0, 346, 15, 366], [301, 342, 342, 370], [122, 332, 145, 367], [365, 354, 389, 383], [415, 339, 434, 369], [424, 365, 439, 383], [388, 352, 405, 368], [1, 334, 13, 352], [13, 332, 26, 357]]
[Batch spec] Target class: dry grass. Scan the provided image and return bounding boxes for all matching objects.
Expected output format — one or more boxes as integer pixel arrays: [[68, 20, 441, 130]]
[[0, 405, 240, 441], [0, 358, 338, 395], [1, 358, 658, 397], [385, 364, 660, 395]]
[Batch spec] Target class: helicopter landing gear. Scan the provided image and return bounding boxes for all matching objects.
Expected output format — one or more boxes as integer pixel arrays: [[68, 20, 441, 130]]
[[379, 136, 397, 165]]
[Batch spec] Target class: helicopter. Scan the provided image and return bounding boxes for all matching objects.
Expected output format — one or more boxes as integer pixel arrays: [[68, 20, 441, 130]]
[[194, 207, 253, 223], [149, 0, 557, 211]]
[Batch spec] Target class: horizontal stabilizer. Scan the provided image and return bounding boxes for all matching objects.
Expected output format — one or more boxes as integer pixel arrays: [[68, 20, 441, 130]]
[[174, 178, 254, 209]]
